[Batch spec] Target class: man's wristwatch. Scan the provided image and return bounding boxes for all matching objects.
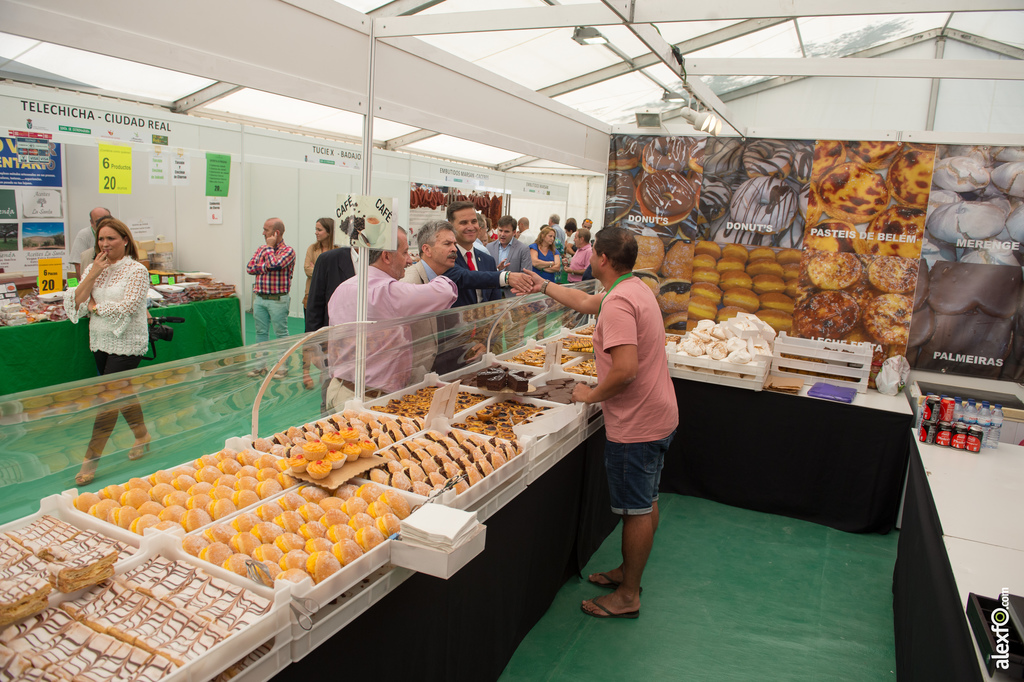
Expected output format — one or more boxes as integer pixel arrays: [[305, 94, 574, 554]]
[[541, 281, 550, 295]]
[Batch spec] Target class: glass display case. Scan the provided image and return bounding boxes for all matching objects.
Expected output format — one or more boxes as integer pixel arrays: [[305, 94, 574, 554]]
[[0, 285, 596, 525]]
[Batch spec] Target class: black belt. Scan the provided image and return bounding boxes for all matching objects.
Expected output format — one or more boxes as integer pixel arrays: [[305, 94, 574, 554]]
[[340, 379, 385, 398], [255, 292, 283, 300]]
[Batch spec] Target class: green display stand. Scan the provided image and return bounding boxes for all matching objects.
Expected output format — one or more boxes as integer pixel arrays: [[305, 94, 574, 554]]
[[0, 297, 243, 396]]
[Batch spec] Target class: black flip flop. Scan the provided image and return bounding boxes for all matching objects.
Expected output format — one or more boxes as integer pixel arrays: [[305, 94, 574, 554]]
[[581, 596, 639, 619], [588, 573, 641, 593]]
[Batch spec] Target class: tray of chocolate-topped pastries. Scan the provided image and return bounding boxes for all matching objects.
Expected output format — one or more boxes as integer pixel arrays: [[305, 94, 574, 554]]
[[0, 529, 290, 682]]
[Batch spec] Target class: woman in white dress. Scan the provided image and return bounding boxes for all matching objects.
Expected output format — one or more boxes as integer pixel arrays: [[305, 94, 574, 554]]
[[63, 217, 152, 485]]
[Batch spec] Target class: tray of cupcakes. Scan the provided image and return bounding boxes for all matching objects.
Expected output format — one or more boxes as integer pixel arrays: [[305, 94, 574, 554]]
[[174, 482, 414, 634], [64, 446, 299, 546], [0, 524, 291, 682]]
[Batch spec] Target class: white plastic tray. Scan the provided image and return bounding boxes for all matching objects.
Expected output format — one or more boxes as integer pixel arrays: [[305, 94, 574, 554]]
[[0, 492, 144, 558], [289, 565, 414, 662], [667, 350, 770, 392], [136, 532, 293, 682]]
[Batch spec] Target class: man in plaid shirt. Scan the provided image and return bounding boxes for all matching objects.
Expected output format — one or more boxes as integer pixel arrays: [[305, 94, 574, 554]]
[[247, 218, 296, 377]]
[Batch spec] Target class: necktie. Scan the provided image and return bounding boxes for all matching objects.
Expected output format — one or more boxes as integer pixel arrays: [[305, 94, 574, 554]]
[[466, 251, 475, 270]]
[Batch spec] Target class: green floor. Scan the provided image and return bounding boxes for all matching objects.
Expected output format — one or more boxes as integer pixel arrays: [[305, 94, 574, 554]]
[[500, 493, 898, 682]]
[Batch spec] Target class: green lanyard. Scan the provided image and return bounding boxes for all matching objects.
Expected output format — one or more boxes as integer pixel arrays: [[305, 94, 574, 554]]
[[598, 273, 634, 316]]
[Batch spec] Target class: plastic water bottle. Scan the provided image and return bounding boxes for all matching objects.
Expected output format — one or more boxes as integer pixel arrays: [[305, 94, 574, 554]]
[[977, 401, 992, 448], [964, 399, 978, 426], [953, 398, 964, 424], [988, 404, 1003, 449]]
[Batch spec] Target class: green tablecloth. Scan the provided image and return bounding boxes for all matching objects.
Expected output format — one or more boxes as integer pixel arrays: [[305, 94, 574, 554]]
[[1, 297, 243, 396]]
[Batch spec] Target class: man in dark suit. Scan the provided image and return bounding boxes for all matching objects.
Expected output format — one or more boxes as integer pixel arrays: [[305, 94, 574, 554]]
[[446, 200, 501, 306], [304, 242, 355, 413], [404, 220, 530, 375], [304, 246, 355, 333], [486, 215, 534, 298]]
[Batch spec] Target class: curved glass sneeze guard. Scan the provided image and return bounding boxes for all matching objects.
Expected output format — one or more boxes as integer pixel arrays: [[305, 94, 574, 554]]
[[0, 285, 597, 524]]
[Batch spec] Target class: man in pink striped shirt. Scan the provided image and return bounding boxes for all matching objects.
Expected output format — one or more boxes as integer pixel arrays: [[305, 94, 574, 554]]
[[325, 227, 458, 411]]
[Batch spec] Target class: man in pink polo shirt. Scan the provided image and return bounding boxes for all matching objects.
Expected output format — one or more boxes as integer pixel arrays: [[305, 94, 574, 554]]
[[522, 227, 678, 619]]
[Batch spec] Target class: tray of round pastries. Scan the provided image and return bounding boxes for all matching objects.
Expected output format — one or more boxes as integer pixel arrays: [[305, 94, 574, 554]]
[[0, 529, 290, 682], [562, 358, 597, 378], [363, 385, 489, 421], [356, 428, 527, 515], [67, 447, 299, 543], [177, 482, 411, 611]]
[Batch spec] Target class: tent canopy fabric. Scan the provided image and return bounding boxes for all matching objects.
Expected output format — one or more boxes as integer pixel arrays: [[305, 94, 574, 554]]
[[1, 3, 1021, 171]]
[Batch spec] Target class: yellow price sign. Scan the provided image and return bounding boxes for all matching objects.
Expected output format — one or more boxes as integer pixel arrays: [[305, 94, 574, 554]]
[[98, 144, 132, 194], [37, 258, 63, 294]]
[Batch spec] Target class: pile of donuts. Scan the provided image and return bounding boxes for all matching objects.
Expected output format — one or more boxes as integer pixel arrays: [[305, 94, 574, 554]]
[[679, 241, 802, 334], [606, 136, 703, 238], [805, 139, 930, 260], [698, 138, 813, 249], [925, 144, 1024, 266], [181, 483, 409, 585], [629, 235, 694, 329]]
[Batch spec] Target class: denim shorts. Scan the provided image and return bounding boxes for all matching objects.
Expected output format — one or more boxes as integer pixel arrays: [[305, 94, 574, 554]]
[[604, 430, 676, 516]]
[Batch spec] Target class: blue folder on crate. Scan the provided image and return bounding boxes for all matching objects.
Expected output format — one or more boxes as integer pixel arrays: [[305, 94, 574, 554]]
[[807, 382, 858, 403]]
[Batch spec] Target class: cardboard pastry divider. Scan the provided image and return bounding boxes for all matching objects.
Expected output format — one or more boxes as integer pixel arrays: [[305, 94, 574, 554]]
[[288, 455, 388, 490]]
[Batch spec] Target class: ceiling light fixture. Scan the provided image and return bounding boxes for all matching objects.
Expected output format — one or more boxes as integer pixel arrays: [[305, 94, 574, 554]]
[[677, 107, 723, 136], [634, 111, 662, 129], [572, 26, 608, 46], [661, 90, 686, 102]]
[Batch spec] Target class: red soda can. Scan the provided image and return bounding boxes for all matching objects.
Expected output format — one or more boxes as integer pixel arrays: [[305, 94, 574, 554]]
[[966, 426, 983, 453], [919, 421, 934, 444], [951, 423, 968, 449], [940, 397, 955, 423], [935, 421, 953, 447]]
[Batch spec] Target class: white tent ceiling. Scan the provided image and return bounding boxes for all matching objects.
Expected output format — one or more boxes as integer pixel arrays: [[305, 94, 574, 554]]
[[0, 1, 1022, 172]]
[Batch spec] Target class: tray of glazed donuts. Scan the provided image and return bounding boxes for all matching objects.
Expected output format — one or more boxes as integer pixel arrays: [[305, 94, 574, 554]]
[[177, 482, 409, 609], [0, 528, 290, 682], [357, 427, 527, 515]]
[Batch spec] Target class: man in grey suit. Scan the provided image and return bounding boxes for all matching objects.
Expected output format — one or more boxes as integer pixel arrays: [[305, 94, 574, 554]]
[[487, 215, 532, 298]]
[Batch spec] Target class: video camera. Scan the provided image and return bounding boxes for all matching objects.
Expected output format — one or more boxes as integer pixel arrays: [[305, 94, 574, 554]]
[[143, 316, 185, 360]]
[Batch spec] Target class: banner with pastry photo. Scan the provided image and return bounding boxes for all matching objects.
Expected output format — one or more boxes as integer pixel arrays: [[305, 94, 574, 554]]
[[907, 259, 1024, 380], [605, 135, 704, 242], [606, 134, 705, 334], [697, 138, 813, 250], [789, 249, 917, 375], [804, 140, 933, 260], [680, 241, 802, 334], [921, 145, 1024, 267]]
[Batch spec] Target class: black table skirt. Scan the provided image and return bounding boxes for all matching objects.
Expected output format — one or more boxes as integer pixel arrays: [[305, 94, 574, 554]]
[[892, 442, 983, 682], [279, 428, 619, 681], [660, 378, 912, 533]]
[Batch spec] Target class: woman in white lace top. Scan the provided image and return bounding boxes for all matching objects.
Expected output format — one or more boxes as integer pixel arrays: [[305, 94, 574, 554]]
[[63, 217, 152, 485]]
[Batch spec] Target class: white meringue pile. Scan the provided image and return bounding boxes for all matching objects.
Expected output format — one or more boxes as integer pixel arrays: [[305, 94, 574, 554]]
[[679, 318, 772, 365]]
